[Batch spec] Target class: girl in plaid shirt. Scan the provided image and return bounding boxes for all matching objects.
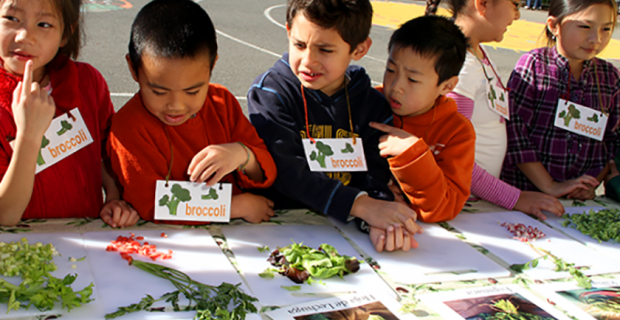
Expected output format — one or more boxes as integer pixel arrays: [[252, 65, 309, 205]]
[[503, 0, 619, 201], [426, 0, 565, 219]]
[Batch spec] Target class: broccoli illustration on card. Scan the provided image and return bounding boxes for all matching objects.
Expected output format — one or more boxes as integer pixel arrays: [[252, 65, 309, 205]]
[[559, 104, 581, 127], [159, 184, 192, 216], [488, 84, 497, 109], [56, 120, 73, 136], [587, 113, 600, 123], [341, 142, 354, 154], [309, 141, 333, 168], [37, 136, 50, 166], [201, 188, 219, 200]]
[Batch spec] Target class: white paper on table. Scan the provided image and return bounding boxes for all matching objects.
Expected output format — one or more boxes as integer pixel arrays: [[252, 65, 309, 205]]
[[330, 218, 510, 284], [544, 206, 620, 264], [448, 211, 620, 280], [0, 232, 104, 319], [265, 291, 417, 319], [82, 229, 257, 320], [532, 279, 620, 320], [221, 224, 397, 307], [419, 284, 572, 320]]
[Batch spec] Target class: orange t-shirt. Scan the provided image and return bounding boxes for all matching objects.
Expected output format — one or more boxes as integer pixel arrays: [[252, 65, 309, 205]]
[[107, 83, 277, 223], [390, 96, 475, 222]]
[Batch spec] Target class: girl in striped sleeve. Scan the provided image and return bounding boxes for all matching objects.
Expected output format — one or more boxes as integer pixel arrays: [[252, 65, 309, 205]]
[[425, 0, 565, 219]]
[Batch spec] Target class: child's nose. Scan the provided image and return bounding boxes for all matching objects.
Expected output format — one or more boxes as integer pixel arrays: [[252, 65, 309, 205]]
[[302, 49, 318, 67], [15, 27, 35, 44]]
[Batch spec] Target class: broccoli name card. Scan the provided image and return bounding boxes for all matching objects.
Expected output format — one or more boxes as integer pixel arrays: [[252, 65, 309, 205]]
[[486, 81, 510, 120], [154, 181, 232, 222], [302, 138, 367, 172], [554, 99, 608, 141], [30, 108, 94, 174]]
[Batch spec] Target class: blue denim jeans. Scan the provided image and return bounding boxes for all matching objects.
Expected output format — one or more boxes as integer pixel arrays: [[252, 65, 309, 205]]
[[526, 0, 541, 8]]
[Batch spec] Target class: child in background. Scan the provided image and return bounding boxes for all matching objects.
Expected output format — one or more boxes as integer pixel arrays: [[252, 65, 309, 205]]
[[248, 0, 422, 251], [107, 0, 277, 226], [503, 0, 619, 201], [371, 15, 474, 229], [426, 0, 565, 219], [0, 0, 135, 226]]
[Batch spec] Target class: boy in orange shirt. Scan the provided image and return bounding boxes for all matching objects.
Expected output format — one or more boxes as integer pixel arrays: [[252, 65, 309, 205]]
[[371, 16, 475, 234], [105, 0, 277, 227]]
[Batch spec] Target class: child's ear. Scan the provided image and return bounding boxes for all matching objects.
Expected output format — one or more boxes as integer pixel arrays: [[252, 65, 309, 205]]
[[351, 37, 372, 61], [474, 0, 488, 15], [546, 16, 559, 38], [126, 54, 139, 82], [438, 75, 459, 96]]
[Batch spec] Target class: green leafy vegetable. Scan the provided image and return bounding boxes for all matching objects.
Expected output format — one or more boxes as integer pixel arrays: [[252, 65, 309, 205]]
[[478, 298, 555, 320], [257, 245, 270, 253], [280, 285, 301, 292], [561, 208, 620, 243], [201, 188, 219, 200], [0, 238, 93, 313], [37, 136, 50, 166], [309, 141, 333, 168], [159, 184, 192, 216], [105, 260, 257, 320], [267, 241, 360, 284], [56, 120, 73, 136]]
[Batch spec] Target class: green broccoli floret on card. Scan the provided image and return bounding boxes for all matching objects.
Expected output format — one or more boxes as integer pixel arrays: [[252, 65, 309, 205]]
[[559, 104, 580, 127], [201, 188, 219, 200], [56, 120, 73, 136], [341, 142, 354, 154], [37, 136, 50, 166], [159, 184, 192, 216], [587, 113, 599, 123], [487, 84, 497, 109], [309, 141, 333, 168]]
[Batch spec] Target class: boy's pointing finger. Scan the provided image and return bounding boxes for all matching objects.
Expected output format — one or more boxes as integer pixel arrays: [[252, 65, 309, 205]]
[[369, 121, 394, 133]]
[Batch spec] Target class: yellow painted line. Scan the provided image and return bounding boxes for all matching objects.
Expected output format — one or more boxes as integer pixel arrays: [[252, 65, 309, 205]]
[[371, 1, 620, 60]]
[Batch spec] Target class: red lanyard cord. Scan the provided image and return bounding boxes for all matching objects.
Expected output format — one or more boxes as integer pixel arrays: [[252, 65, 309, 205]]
[[301, 80, 356, 144]]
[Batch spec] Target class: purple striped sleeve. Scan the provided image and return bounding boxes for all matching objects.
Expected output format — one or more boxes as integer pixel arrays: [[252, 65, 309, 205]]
[[447, 92, 474, 120], [471, 162, 521, 209]]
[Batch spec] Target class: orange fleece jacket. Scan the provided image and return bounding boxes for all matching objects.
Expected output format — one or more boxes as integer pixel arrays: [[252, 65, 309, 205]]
[[390, 96, 475, 222], [107, 83, 277, 223]]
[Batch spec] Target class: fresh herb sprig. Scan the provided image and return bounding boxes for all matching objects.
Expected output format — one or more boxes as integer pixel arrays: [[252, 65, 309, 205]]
[[0, 238, 94, 312], [561, 209, 620, 243], [105, 260, 257, 320], [510, 243, 591, 289]]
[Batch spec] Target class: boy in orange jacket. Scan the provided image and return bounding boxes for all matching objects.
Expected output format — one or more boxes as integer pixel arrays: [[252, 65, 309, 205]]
[[105, 0, 277, 227], [371, 15, 475, 239]]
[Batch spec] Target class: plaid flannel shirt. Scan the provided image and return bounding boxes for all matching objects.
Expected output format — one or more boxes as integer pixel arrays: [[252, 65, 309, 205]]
[[502, 46, 620, 191]]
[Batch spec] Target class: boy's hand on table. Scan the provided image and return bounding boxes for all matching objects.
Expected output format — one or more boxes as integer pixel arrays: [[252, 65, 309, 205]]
[[188, 143, 246, 186], [369, 122, 419, 157], [543, 175, 599, 198], [566, 185, 597, 201], [100, 200, 139, 228], [370, 225, 419, 252], [12, 60, 55, 141], [231, 193, 274, 223], [514, 191, 565, 220], [351, 195, 423, 236]]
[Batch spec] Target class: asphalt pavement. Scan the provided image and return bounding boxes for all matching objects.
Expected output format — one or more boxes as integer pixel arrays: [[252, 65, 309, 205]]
[[79, 0, 620, 113]]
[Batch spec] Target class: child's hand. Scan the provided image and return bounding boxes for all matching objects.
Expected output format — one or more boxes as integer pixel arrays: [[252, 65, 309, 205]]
[[11, 60, 55, 141], [544, 175, 599, 198], [100, 200, 139, 228], [513, 191, 565, 220], [187, 143, 246, 185], [369, 224, 419, 252], [566, 185, 597, 201], [369, 122, 419, 157], [388, 179, 407, 204], [231, 193, 275, 223], [351, 195, 423, 236]]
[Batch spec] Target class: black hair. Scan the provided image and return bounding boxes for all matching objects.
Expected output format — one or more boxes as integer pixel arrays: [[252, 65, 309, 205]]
[[545, 0, 617, 45], [128, 0, 217, 74], [388, 15, 468, 85], [425, 0, 470, 18], [286, 0, 372, 53]]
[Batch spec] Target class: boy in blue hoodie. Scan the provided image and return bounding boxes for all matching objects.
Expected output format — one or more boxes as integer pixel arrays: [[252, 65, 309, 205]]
[[248, 0, 421, 251]]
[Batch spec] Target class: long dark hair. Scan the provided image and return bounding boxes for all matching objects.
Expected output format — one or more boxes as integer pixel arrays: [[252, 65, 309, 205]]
[[425, 0, 469, 18], [545, 0, 618, 46]]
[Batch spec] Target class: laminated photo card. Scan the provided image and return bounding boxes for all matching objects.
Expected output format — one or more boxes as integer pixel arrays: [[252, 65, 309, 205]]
[[265, 292, 417, 320], [532, 279, 620, 320], [419, 285, 571, 320]]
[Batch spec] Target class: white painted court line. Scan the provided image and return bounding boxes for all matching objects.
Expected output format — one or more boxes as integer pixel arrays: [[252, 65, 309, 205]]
[[216, 30, 280, 58], [264, 4, 286, 29]]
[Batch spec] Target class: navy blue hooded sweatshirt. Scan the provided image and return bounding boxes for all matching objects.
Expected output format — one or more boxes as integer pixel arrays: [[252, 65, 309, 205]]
[[247, 53, 393, 222]]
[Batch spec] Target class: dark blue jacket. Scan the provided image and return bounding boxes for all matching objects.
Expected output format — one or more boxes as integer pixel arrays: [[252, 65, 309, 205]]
[[247, 53, 393, 222]]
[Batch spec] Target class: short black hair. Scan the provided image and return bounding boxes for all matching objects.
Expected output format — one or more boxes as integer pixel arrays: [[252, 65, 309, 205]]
[[388, 15, 467, 85], [286, 0, 372, 53], [128, 0, 217, 74]]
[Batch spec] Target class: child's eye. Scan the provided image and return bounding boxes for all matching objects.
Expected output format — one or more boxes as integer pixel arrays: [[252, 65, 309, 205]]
[[385, 67, 394, 73], [186, 90, 199, 95], [320, 48, 333, 53], [152, 90, 165, 96], [38, 22, 52, 28], [579, 25, 591, 29], [2, 15, 18, 22], [408, 78, 418, 83], [603, 27, 612, 32], [294, 42, 306, 49]]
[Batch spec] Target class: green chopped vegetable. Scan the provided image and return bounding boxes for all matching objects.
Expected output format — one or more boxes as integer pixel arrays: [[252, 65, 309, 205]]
[[280, 285, 301, 292], [105, 260, 257, 320], [257, 245, 270, 253], [0, 238, 93, 313], [561, 208, 620, 243]]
